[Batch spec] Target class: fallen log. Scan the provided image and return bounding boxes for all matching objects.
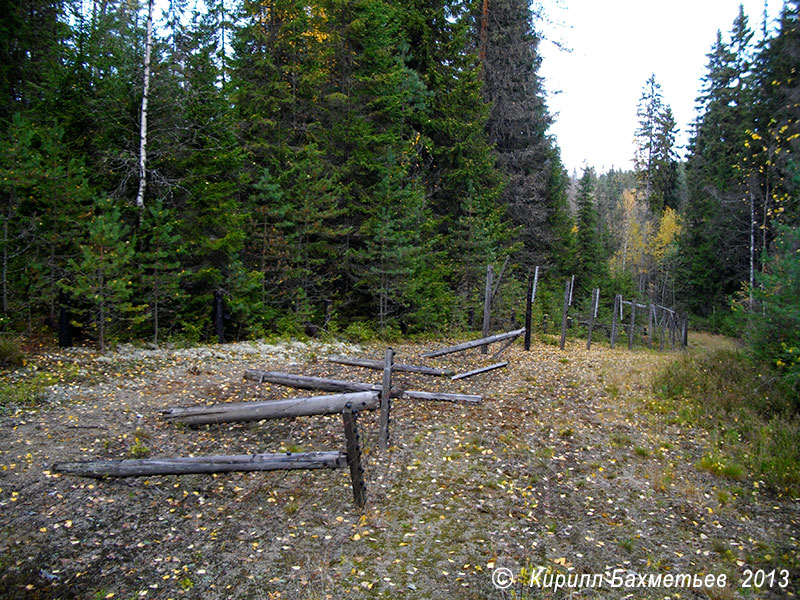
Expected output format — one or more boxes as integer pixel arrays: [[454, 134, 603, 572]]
[[327, 355, 454, 377], [402, 390, 482, 404], [244, 370, 379, 393], [450, 362, 508, 380], [53, 451, 347, 478], [161, 391, 380, 425], [421, 328, 525, 358]]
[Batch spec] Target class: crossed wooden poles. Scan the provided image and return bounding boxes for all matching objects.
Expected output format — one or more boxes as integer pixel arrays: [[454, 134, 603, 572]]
[[55, 331, 522, 508]]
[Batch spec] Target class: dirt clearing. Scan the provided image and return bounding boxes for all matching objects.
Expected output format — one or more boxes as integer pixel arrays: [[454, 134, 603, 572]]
[[1, 336, 798, 599]]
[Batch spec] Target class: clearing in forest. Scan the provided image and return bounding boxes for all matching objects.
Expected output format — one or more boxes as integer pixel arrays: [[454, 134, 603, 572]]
[[0, 335, 798, 599]]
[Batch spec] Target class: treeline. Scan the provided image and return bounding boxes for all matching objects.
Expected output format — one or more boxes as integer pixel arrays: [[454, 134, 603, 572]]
[[1, 0, 576, 347], [584, 3, 799, 390]]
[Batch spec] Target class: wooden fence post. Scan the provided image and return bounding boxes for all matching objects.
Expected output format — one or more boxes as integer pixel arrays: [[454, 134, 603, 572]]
[[379, 348, 394, 451], [481, 264, 493, 354], [682, 314, 689, 349], [568, 275, 575, 306], [628, 299, 636, 350], [343, 406, 366, 509], [586, 288, 599, 350], [670, 313, 677, 351], [610, 294, 619, 349], [648, 304, 655, 350], [560, 278, 570, 350], [524, 273, 533, 351]]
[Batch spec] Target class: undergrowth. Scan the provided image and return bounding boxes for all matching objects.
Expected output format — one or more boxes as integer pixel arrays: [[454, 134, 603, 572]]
[[653, 348, 800, 496]]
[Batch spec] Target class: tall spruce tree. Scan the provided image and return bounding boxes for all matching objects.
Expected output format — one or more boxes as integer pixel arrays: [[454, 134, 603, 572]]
[[481, 0, 561, 270], [402, 0, 509, 321], [634, 74, 679, 213], [681, 8, 756, 316], [574, 167, 606, 296]]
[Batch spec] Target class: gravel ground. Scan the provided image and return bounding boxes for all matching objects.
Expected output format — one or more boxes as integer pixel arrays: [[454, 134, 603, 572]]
[[0, 335, 798, 599]]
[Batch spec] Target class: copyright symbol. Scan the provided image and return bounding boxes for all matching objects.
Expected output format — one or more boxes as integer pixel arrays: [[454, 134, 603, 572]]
[[492, 567, 514, 589]]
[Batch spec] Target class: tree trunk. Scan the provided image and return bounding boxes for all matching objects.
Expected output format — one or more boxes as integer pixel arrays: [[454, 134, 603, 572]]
[[135, 0, 154, 211]]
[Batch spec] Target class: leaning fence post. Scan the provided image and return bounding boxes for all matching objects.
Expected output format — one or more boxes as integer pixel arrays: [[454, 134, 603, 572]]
[[481, 264, 493, 354], [343, 405, 366, 509], [560, 278, 571, 350], [628, 299, 636, 350], [586, 287, 599, 350], [379, 348, 394, 451], [610, 294, 619, 348]]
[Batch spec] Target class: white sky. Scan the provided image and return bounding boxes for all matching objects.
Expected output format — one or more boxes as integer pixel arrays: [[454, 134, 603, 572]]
[[537, 0, 783, 175]]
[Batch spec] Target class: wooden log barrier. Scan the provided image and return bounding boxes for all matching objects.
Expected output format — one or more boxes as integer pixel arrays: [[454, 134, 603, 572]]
[[327, 355, 453, 377], [560, 278, 571, 350], [244, 370, 379, 393], [451, 362, 508, 381], [379, 348, 394, 451], [54, 451, 347, 478], [402, 390, 482, 404], [421, 328, 526, 359], [161, 391, 380, 425]]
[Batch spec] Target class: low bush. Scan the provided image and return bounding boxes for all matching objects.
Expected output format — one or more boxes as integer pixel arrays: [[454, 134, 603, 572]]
[[0, 337, 25, 368], [654, 349, 800, 496]]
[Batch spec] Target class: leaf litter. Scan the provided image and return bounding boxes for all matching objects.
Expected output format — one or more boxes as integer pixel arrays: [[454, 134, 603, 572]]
[[0, 337, 797, 599]]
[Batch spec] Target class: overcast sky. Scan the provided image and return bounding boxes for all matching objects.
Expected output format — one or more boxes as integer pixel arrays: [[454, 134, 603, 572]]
[[537, 0, 784, 175]]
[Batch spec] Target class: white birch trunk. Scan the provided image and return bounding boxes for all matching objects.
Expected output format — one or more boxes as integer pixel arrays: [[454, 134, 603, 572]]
[[135, 0, 154, 211]]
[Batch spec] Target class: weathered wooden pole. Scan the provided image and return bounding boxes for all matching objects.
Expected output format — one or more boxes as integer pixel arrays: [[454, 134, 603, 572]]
[[54, 451, 347, 478], [627, 299, 636, 350], [491, 256, 510, 303], [648, 304, 655, 350], [681, 314, 689, 349], [244, 370, 379, 393], [586, 288, 599, 350], [523, 265, 540, 352], [450, 362, 508, 380], [343, 406, 366, 509], [568, 275, 575, 306], [481, 264, 493, 354], [670, 313, 677, 351], [403, 391, 482, 404], [326, 356, 453, 376], [379, 348, 394, 451], [421, 328, 526, 358], [524, 273, 533, 351], [162, 391, 380, 426], [560, 278, 571, 350], [610, 294, 619, 348]]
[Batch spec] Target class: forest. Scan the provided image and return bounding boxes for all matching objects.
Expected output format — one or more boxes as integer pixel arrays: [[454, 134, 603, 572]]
[[0, 0, 798, 388]]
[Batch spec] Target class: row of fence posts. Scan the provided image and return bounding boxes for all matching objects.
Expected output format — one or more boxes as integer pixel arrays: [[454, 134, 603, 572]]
[[478, 264, 688, 353]]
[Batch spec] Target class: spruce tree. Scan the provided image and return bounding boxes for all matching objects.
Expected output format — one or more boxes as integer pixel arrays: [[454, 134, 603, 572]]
[[66, 197, 142, 351], [574, 168, 606, 296], [634, 74, 679, 213], [681, 8, 757, 315], [481, 0, 556, 269]]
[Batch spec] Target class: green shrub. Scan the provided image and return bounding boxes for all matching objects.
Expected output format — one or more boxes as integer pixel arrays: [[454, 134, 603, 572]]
[[343, 320, 376, 343], [0, 337, 25, 368], [654, 349, 799, 495], [747, 224, 800, 396]]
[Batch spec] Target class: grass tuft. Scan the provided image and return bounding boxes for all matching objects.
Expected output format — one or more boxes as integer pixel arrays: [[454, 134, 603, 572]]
[[653, 348, 800, 495]]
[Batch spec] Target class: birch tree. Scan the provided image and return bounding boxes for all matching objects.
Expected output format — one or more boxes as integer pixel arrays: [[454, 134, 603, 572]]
[[135, 0, 154, 210]]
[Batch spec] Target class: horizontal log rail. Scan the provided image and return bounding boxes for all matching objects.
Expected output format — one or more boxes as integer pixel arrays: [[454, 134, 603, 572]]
[[53, 451, 347, 478]]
